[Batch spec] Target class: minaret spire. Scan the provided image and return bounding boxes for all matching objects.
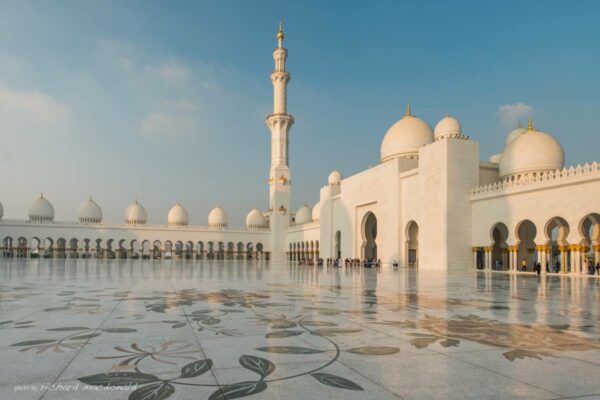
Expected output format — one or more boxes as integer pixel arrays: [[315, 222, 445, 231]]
[[277, 19, 284, 48], [266, 20, 294, 261]]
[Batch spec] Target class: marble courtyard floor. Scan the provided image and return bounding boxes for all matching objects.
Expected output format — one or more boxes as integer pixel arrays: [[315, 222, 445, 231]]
[[1, 260, 600, 400]]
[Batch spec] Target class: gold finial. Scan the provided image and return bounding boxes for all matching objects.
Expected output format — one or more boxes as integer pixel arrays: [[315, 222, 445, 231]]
[[277, 19, 284, 42], [528, 114, 533, 130], [40, 192, 44, 199], [405, 103, 412, 117], [89, 195, 92, 201], [445, 110, 449, 118]]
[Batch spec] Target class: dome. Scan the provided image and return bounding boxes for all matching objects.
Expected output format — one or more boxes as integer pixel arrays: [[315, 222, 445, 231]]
[[506, 125, 527, 145], [246, 208, 266, 229], [168, 202, 189, 227], [77, 197, 102, 223], [434, 114, 462, 139], [311, 201, 321, 222], [380, 105, 434, 162], [28, 194, 54, 222], [328, 170, 343, 185], [499, 120, 564, 178], [208, 205, 228, 229], [295, 204, 312, 224], [125, 200, 147, 225]]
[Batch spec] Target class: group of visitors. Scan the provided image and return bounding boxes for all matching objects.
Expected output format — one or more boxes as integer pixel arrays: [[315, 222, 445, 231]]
[[293, 258, 384, 268]]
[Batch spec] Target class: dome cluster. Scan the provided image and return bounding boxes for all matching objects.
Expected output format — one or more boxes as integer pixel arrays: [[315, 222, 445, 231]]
[[18, 195, 267, 229], [498, 118, 564, 179], [380, 105, 468, 163]]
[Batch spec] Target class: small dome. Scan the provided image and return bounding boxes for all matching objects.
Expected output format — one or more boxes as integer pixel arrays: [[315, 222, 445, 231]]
[[246, 208, 266, 229], [28, 194, 54, 222], [434, 114, 462, 139], [328, 170, 343, 185], [311, 201, 321, 222], [208, 205, 228, 229], [499, 120, 564, 178], [168, 202, 189, 227], [125, 200, 147, 225], [78, 197, 102, 223], [506, 125, 527, 145], [295, 204, 312, 224], [381, 105, 434, 162]]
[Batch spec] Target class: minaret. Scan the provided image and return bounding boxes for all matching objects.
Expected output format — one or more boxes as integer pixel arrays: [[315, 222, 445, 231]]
[[266, 20, 294, 261]]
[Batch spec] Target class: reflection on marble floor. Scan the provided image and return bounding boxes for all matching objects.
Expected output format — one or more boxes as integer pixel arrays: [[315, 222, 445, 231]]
[[1, 259, 600, 400]]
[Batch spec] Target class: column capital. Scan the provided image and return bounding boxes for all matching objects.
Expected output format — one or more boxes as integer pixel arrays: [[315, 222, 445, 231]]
[[593, 244, 600, 252], [507, 245, 519, 252], [559, 245, 569, 251], [483, 246, 493, 252]]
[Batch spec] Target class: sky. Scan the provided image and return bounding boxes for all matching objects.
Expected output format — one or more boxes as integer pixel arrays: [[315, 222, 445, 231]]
[[0, 0, 599, 225]]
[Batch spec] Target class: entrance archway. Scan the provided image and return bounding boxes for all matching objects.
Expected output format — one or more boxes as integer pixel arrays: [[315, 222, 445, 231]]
[[405, 221, 418, 267], [361, 212, 377, 260], [545, 216, 570, 272], [334, 231, 341, 259], [490, 222, 508, 270], [516, 220, 537, 271]]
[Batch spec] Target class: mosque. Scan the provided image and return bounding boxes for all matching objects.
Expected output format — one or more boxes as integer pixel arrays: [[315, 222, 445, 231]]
[[1, 24, 600, 275]]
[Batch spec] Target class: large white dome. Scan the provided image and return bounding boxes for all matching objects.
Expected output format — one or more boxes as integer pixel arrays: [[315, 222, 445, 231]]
[[434, 114, 462, 140], [499, 121, 564, 178], [246, 208, 266, 229], [125, 200, 147, 225], [208, 205, 228, 229], [328, 170, 343, 185], [168, 202, 189, 227], [78, 197, 102, 224], [506, 125, 527, 145], [295, 204, 312, 224], [381, 105, 434, 162], [28, 194, 54, 222], [311, 200, 321, 222]]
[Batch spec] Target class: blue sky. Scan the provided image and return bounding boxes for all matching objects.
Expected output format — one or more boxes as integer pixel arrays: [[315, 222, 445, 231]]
[[0, 0, 599, 225]]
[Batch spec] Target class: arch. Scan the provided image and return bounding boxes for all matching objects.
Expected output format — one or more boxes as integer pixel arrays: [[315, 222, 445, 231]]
[[490, 222, 509, 270], [579, 213, 600, 263], [256, 243, 263, 260], [516, 219, 537, 272], [152, 240, 162, 259], [57, 238, 67, 258], [227, 242, 234, 260], [361, 212, 377, 260], [246, 242, 254, 260], [238, 242, 245, 260], [16, 237, 27, 258], [94, 239, 103, 258], [185, 241, 194, 259], [405, 220, 418, 267], [141, 240, 151, 259], [545, 216, 570, 243], [31, 237, 41, 258], [545, 216, 570, 272], [580, 213, 600, 244], [334, 231, 341, 259], [197, 241, 204, 259]]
